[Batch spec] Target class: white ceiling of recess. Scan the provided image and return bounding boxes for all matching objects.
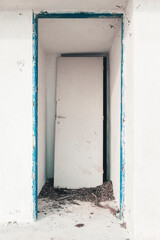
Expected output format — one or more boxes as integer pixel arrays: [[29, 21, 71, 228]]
[[38, 18, 121, 54], [0, 0, 128, 11]]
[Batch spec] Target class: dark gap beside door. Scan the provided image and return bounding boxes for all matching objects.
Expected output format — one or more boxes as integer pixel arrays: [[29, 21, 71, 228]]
[[103, 57, 107, 182]]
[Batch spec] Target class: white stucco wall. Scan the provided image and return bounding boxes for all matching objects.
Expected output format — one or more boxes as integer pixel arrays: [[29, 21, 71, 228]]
[[38, 43, 47, 194], [109, 25, 121, 207], [0, 10, 33, 222], [46, 55, 58, 179], [133, 1, 160, 239]]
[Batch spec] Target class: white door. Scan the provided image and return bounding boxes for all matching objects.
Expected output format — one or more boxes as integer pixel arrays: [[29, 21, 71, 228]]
[[54, 57, 103, 188]]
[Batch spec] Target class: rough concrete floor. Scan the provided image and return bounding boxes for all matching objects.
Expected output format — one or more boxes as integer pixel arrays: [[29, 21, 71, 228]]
[[0, 199, 130, 240]]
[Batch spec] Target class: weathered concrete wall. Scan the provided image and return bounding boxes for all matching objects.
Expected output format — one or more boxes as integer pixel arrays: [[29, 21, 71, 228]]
[[122, 1, 160, 239], [133, 1, 160, 239], [109, 24, 121, 207], [38, 43, 47, 194], [2, 4, 160, 238], [0, 10, 33, 222], [0, 1, 128, 12]]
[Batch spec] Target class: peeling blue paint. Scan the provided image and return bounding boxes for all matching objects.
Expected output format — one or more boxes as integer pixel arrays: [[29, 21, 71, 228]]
[[32, 12, 38, 221], [37, 12, 123, 19], [120, 16, 125, 220], [32, 11, 125, 220]]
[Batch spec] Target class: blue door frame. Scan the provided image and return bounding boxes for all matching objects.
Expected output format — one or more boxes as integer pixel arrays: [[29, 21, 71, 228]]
[[32, 11, 125, 220]]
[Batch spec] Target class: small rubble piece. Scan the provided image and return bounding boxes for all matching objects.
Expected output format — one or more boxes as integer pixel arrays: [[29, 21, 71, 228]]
[[75, 223, 84, 228], [7, 221, 17, 226], [120, 222, 127, 229], [39, 179, 114, 206]]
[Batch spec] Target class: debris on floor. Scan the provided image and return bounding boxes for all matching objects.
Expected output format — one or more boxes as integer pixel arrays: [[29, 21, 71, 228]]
[[0, 181, 130, 240], [75, 223, 84, 228], [39, 179, 115, 207], [0, 199, 130, 240]]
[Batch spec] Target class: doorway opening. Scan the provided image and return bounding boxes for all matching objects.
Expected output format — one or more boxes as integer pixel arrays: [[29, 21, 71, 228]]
[[32, 13, 124, 222]]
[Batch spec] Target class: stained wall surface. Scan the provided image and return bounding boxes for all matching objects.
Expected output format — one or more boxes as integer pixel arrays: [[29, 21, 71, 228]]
[[38, 43, 47, 194], [0, 10, 33, 222], [133, 1, 160, 239], [109, 24, 121, 207]]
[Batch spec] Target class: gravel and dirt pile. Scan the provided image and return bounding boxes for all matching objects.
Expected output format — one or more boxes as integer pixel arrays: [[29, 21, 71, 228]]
[[39, 179, 114, 204]]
